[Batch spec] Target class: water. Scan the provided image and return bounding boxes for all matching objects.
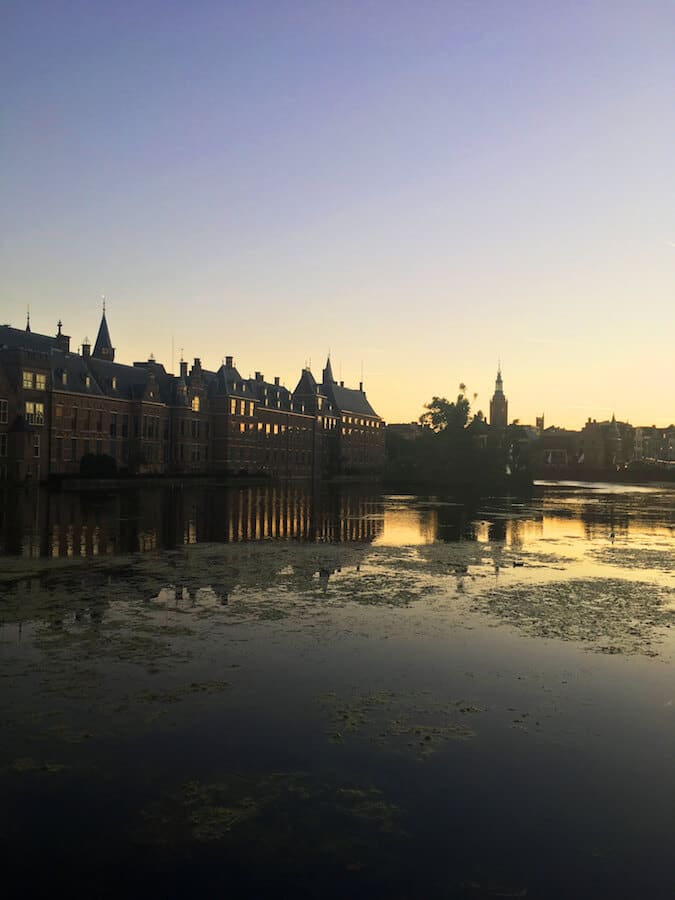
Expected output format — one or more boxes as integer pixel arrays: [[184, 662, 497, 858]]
[[1, 481, 673, 898]]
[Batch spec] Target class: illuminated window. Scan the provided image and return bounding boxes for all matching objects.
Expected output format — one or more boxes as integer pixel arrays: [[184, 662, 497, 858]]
[[35, 374, 46, 390], [230, 399, 236, 415], [239, 400, 245, 415], [55, 405, 63, 420], [0, 399, 7, 424], [85, 375, 91, 388], [62, 371, 68, 385], [112, 377, 117, 390], [239, 423, 246, 433], [22, 371, 33, 389], [191, 396, 200, 412], [25, 402, 44, 425]]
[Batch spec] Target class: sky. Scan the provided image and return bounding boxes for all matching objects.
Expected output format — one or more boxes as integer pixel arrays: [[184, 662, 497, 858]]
[[2, 1, 674, 428]]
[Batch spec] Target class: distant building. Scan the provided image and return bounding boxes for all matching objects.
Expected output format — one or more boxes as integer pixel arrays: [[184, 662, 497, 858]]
[[578, 416, 634, 469], [0, 312, 385, 482], [489, 366, 508, 428], [634, 425, 675, 462]]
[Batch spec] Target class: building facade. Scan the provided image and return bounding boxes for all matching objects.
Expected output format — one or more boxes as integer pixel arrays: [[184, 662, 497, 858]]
[[0, 313, 385, 482]]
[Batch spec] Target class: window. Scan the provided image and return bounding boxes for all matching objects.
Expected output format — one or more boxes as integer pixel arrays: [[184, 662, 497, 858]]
[[62, 371, 68, 385], [191, 396, 200, 412], [112, 377, 117, 390], [35, 374, 46, 390], [33, 434, 40, 457], [55, 404, 63, 421], [110, 414, 117, 438], [71, 407, 78, 430], [239, 400, 245, 415], [71, 438, 77, 462], [22, 371, 33, 389], [0, 399, 7, 424], [55, 437, 63, 460], [25, 401, 44, 425], [85, 375, 91, 388], [230, 399, 236, 415], [0, 434, 6, 457]]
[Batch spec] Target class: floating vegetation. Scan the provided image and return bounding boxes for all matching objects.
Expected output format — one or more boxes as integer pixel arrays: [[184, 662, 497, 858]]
[[138, 771, 402, 860], [318, 689, 481, 757], [475, 578, 675, 655], [5, 757, 67, 774], [589, 544, 675, 575]]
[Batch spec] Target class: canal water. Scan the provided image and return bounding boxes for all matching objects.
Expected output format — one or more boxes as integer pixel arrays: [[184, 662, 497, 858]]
[[1, 481, 673, 898]]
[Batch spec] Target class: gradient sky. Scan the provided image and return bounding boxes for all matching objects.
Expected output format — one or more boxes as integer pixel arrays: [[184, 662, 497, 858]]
[[2, 1, 674, 428]]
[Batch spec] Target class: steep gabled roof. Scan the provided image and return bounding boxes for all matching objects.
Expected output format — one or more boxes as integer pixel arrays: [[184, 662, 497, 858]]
[[93, 312, 114, 361], [0, 324, 58, 353], [52, 353, 104, 397], [246, 376, 292, 410], [324, 382, 379, 417], [208, 363, 249, 398]]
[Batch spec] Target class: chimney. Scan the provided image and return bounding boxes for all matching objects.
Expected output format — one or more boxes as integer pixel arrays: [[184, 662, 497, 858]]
[[180, 361, 188, 378], [340, 380, 344, 387], [359, 381, 363, 392], [193, 357, 201, 369], [225, 355, 233, 368], [255, 371, 263, 382], [274, 376, 280, 386], [82, 338, 91, 359]]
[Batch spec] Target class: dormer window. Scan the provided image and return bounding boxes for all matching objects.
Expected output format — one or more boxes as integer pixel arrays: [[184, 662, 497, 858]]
[[112, 377, 117, 390], [85, 375, 91, 388], [62, 371, 68, 385]]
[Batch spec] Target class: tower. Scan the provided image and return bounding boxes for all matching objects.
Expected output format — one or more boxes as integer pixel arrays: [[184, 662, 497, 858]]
[[93, 301, 115, 362], [489, 365, 508, 428]]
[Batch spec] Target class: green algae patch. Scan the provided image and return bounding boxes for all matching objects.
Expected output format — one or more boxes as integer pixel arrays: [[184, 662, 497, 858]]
[[319, 689, 481, 758], [6, 757, 66, 774], [589, 544, 675, 575], [138, 771, 402, 862], [475, 578, 675, 656]]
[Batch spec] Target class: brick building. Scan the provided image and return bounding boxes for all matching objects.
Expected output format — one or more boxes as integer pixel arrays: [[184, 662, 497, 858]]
[[0, 312, 385, 482]]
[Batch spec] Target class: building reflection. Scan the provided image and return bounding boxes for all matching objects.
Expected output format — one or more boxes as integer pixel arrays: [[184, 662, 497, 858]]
[[0, 483, 386, 558], [1, 483, 671, 561]]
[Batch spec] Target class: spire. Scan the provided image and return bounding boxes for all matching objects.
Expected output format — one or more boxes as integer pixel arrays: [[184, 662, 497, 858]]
[[93, 304, 115, 361], [494, 363, 503, 394], [322, 355, 335, 386], [26, 306, 31, 332]]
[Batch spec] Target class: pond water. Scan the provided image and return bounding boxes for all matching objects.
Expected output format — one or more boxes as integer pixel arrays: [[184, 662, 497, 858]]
[[1, 481, 674, 899]]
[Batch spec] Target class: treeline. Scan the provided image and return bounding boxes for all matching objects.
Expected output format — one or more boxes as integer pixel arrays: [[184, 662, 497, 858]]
[[384, 388, 533, 492]]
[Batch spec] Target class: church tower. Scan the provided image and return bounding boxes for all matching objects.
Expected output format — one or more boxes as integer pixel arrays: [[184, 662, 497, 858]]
[[489, 365, 508, 428], [93, 302, 115, 362]]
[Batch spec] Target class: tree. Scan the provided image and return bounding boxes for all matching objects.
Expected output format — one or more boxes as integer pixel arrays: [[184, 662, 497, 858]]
[[420, 385, 471, 432]]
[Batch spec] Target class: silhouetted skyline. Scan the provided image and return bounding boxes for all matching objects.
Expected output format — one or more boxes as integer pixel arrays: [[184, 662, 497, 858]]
[[3, 3, 674, 428]]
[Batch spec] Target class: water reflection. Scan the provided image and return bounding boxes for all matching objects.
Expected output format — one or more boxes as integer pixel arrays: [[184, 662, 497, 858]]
[[0, 481, 673, 560]]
